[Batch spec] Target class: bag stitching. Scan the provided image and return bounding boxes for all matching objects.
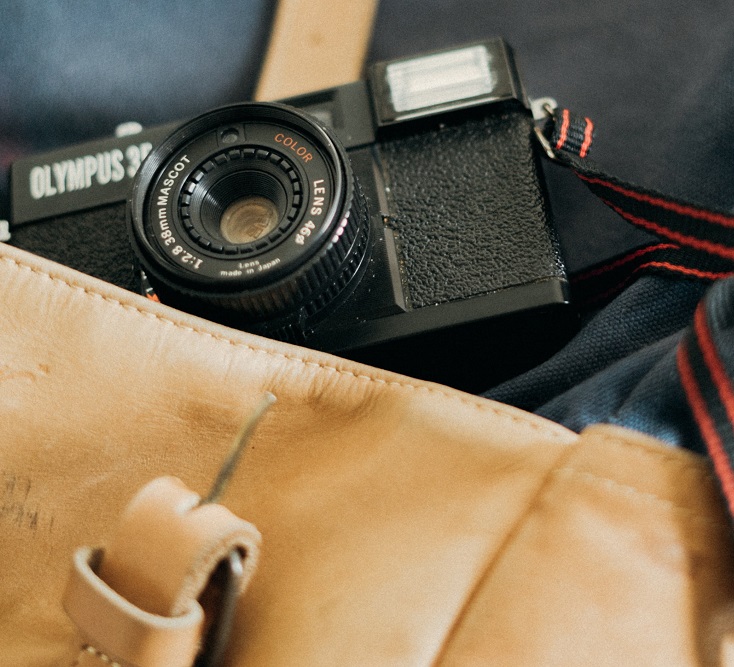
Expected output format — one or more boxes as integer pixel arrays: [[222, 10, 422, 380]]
[[552, 467, 729, 528], [590, 427, 716, 469], [0, 253, 572, 438], [74, 644, 121, 666]]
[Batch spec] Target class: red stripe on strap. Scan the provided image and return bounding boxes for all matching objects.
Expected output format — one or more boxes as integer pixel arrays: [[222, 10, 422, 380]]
[[578, 173, 734, 228], [694, 304, 734, 428], [604, 201, 734, 261], [643, 261, 734, 281], [574, 243, 678, 281], [555, 109, 570, 151], [579, 117, 594, 158], [677, 342, 734, 516], [576, 260, 732, 306]]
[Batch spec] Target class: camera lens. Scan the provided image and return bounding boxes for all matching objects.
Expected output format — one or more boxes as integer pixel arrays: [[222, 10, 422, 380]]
[[220, 196, 279, 245], [198, 169, 288, 245], [128, 103, 369, 334]]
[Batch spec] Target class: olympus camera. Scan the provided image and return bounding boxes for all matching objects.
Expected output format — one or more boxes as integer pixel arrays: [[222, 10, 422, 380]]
[[8, 39, 570, 391]]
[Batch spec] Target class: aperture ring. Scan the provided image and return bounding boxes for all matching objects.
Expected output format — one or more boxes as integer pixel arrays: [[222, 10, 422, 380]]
[[130, 102, 371, 334]]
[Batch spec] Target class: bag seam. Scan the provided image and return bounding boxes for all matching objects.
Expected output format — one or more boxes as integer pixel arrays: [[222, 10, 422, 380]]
[[588, 427, 716, 471], [432, 441, 729, 666], [0, 253, 573, 439], [552, 466, 729, 528], [431, 442, 580, 666]]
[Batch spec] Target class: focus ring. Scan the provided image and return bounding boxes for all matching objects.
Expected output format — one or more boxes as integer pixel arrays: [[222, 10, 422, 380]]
[[129, 102, 370, 336]]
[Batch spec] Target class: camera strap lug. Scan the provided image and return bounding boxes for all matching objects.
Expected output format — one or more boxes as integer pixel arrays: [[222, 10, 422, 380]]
[[530, 96, 558, 122], [533, 124, 558, 161], [533, 99, 595, 163], [0, 220, 10, 243], [530, 97, 560, 159], [537, 101, 734, 308]]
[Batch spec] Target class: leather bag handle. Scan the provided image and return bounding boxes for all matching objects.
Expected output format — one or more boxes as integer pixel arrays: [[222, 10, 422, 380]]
[[254, 0, 379, 101]]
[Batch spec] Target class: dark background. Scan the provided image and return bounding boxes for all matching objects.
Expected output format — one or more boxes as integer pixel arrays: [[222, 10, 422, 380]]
[[1, 0, 733, 273]]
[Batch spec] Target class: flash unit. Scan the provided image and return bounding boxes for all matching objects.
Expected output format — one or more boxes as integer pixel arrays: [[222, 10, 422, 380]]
[[386, 45, 497, 113], [370, 38, 527, 125]]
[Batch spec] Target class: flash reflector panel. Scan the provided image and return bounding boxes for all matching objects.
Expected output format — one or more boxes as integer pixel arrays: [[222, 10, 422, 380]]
[[386, 45, 496, 113], [370, 38, 526, 126]]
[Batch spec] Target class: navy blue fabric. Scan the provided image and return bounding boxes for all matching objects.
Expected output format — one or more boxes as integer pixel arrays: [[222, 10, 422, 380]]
[[0, 0, 275, 219], [485, 274, 712, 452], [480, 9, 734, 452]]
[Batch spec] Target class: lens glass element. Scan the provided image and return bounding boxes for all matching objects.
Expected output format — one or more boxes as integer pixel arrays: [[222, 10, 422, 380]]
[[220, 195, 279, 244]]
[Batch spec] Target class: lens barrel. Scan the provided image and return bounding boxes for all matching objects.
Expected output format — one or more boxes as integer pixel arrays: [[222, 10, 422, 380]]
[[128, 103, 369, 333]]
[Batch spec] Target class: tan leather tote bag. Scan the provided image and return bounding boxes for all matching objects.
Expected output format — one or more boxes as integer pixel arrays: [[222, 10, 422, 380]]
[[3, 215, 734, 667]]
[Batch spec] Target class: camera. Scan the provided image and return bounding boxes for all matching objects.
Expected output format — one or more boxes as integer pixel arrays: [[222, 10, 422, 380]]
[[8, 39, 571, 392]]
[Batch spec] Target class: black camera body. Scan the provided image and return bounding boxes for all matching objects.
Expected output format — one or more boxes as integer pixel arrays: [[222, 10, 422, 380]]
[[8, 39, 570, 391]]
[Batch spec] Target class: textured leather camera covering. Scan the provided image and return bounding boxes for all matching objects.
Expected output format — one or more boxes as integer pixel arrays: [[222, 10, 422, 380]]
[[1, 242, 734, 665], [9, 201, 139, 291], [381, 109, 564, 308]]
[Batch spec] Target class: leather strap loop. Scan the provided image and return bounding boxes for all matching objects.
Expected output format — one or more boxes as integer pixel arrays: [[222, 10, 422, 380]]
[[62, 477, 262, 667], [97, 476, 260, 618], [64, 547, 204, 667]]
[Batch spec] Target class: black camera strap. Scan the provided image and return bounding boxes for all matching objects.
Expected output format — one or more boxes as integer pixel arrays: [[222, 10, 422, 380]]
[[539, 106, 734, 306], [540, 106, 734, 516], [538, 107, 734, 306]]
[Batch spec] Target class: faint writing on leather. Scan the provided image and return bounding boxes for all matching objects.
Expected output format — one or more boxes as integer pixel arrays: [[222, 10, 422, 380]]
[[0, 362, 49, 385], [1, 472, 54, 534]]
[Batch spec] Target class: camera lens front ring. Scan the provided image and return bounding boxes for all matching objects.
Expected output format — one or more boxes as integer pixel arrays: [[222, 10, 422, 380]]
[[128, 102, 370, 330]]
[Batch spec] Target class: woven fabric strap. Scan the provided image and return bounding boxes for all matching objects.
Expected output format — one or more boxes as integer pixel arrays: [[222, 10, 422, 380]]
[[677, 285, 734, 516], [542, 107, 734, 306], [544, 106, 734, 514]]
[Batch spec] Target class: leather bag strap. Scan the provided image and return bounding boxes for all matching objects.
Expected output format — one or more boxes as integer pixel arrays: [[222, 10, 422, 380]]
[[253, 0, 378, 101]]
